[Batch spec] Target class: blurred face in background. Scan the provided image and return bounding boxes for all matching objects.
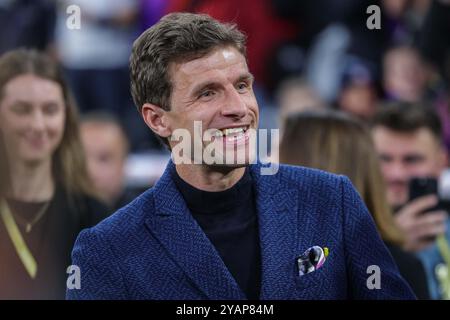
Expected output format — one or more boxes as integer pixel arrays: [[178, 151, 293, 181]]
[[277, 81, 324, 124], [373, 126, 447, 208], [382, 0, 409, 18], [383, 47, 427, 102], [339, 83, 378, 120], [0, 74, 65, 165], [80, 121, 128, 206]]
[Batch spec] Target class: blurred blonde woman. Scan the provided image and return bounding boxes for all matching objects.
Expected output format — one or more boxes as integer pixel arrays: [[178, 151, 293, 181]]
[[0, 49, 108, 299], [280, 110, 430, 299]]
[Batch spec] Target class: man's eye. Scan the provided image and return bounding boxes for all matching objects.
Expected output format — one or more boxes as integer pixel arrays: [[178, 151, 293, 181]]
[[237, 82, 248, 92], [405, 156, 424, 164], [199, 90, 214, 98]]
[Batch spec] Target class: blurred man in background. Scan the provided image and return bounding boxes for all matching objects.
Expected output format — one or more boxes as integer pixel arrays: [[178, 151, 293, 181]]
[[372, 102, 450, 299]]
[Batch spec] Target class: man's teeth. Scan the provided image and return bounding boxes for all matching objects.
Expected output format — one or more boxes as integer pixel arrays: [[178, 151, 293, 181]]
[[215, 127, 246, 137]]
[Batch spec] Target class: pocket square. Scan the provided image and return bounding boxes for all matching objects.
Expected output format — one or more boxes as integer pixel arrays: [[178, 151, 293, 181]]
[[297, 246, 329, 276]]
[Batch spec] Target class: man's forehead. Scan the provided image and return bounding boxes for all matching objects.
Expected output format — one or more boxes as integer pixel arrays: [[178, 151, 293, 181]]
[[373, 126, 440, 153], [169, 47, 247, 83], [374, 126, 436, 141]]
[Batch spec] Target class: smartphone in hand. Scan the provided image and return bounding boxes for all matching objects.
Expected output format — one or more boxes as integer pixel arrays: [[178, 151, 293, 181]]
[[408, 177, 450, 214]]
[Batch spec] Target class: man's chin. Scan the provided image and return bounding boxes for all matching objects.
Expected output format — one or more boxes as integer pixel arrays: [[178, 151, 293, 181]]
[[388, 189, 408, 204]]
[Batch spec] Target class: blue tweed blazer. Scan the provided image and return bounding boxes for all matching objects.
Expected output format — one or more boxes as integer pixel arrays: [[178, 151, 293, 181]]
[[66, 161, 415, 300]]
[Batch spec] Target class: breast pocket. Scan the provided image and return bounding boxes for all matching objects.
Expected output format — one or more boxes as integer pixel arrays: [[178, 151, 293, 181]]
[[295, 263, 329, 290]]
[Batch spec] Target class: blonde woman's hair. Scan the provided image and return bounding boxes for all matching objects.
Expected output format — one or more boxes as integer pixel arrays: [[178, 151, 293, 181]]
[[280, 110, 404, 245]]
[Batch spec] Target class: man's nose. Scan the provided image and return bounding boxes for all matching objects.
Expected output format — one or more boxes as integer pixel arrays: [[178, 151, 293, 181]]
[[386, 162, 408, 181], [221, 87, 247, 119]]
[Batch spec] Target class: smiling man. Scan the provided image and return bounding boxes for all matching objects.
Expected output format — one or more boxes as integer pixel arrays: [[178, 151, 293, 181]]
[[66, 13, 415, 300]]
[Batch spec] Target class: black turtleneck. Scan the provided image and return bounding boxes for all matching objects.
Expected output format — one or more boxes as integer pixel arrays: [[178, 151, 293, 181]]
[[173, 168, 261, 300]]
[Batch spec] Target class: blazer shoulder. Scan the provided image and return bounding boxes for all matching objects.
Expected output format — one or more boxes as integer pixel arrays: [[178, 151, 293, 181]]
[[83, 187, 156, 243], [275, 163, 345, 191]]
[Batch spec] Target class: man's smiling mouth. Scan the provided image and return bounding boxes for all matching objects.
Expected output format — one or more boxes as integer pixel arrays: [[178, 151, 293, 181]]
[[214, 126, 249, 138]]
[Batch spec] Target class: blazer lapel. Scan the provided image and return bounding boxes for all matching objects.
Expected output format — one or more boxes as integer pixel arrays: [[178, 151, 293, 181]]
[[144, 161, 245, 300], [251, 165, 299, 299]]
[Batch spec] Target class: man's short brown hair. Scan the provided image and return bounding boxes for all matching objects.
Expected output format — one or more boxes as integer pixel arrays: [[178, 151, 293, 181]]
[[130, 12, 247, 113], [372, 101, 443, 143]]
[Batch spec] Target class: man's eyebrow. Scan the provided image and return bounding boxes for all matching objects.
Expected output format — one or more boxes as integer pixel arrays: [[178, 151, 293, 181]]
[[236, 72, 255, 84], [190, 80, 219, 97]]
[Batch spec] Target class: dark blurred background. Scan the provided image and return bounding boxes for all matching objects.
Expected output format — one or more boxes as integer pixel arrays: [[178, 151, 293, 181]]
[[2, 0, 449, 189]]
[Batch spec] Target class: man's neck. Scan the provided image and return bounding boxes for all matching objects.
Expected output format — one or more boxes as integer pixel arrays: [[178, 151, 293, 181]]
[[7, 159, 54, 202], [175, 164, 246, 192]]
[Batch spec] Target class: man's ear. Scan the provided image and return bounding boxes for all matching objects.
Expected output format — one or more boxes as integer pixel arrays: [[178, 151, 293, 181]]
[[141, 103, 172, 138]]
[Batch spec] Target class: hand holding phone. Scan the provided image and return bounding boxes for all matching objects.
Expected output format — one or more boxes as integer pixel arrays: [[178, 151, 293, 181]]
[[393, 178, 448, 252]]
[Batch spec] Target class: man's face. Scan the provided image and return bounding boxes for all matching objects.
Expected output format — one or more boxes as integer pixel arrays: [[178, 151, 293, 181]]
[[164, 46, 259, 167], [372, 126, 447, 208]]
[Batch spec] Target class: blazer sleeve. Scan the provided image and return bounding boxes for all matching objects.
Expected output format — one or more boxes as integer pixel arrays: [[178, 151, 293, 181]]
[[66, 227, 128, 300], [339, 176, 416, 299]]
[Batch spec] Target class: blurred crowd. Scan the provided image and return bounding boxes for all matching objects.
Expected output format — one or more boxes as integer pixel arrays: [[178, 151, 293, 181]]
[[2, 0, 450, 149], [1, 0, 450, 300]]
